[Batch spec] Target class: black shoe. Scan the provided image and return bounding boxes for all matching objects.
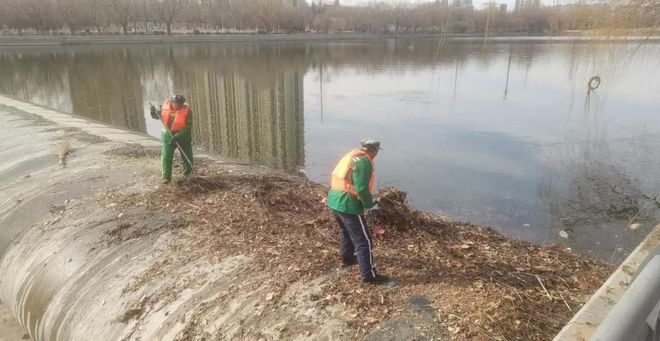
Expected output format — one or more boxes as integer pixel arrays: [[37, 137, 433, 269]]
[[341, 257, 358, 267], [363, 274, 391, 285]]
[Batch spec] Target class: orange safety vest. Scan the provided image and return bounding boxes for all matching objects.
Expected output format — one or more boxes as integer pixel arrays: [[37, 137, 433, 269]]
[[330, 149, 375, 197], [161, 99, 190, 133]]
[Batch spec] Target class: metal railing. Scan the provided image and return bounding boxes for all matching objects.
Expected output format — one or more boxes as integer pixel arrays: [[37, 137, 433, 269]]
[[591, 253, 660, 341]]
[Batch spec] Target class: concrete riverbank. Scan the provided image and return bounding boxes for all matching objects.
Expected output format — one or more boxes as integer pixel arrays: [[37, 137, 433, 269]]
[[0, 33, 474, 47], [0, 94, 631, 340], [1, 33, 658, 47], [0, 304, 27, 341], [0, 95, 336, 340]]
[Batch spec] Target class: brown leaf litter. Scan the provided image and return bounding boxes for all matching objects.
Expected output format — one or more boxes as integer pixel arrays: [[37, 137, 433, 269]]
[[103, 162, 612, 340]]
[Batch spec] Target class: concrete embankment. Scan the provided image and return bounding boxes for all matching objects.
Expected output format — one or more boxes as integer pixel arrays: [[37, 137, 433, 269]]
[[0, 33, 462, 47], [1, 304, 27, 340], [1, 34, 658, 47], [0, 95, 351, 340]]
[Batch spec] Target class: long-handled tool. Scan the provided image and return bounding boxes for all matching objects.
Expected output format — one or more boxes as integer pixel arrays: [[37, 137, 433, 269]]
[[150, 103, 194, 167]]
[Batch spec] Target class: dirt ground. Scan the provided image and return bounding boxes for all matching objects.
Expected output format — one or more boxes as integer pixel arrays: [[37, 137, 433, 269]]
[[98, 154, 612, 341]]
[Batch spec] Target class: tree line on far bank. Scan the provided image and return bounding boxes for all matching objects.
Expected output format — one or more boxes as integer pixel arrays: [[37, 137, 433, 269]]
[[0, 0, 657, 36]]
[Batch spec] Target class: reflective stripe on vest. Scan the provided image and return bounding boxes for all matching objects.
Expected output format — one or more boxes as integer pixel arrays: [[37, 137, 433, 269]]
[[330, 149, 374, 197], [161, 99, 190, 132]]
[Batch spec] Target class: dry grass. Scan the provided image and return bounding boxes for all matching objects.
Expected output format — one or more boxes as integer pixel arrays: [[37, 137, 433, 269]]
[[54, 130, 73, 167]]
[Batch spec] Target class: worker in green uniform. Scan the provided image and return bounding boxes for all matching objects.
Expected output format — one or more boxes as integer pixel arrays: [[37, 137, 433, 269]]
[[150, 94, 193, 184], [327, 139, 390, 285]]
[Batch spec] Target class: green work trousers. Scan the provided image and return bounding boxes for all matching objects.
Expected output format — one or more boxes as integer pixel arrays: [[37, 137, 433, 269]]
[[161, 130, 193, 182]]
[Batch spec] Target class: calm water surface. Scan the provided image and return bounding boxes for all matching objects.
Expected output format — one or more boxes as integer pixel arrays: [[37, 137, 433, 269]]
[[2, 39, 660, 261]]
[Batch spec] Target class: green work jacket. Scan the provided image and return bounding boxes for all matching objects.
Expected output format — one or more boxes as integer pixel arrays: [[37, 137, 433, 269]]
[[326, 155, 375, 215]]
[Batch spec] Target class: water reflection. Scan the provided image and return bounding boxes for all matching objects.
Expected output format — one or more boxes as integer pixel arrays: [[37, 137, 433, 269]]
[[69, 51, 146, 132], [173, 61, 305, 171], [0, 41, 539, 171], [0, 52, 70, 110], [1, 40, 659, 260]]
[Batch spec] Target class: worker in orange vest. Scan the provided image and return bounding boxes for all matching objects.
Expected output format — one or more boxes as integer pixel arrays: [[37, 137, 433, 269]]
[[326, 139, 390, 285], [150, 95, 193, 184]]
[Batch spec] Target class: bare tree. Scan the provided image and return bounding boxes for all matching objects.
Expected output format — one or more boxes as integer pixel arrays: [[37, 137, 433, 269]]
[[107, 0, 134, 34], [56, 0, 84, 34], [0, 0, 656, 35], [6, 0, 56, 33], [0, 1, 8, 31], [86, 0, 105, 33], [152, 0, 183, 35], [245, 0, 283, 32]]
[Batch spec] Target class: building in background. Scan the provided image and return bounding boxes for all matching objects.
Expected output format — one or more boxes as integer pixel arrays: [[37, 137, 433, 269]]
[[484, 2, 509, 12], [282, 0, 307, 7], [451, 0, 474, 9], [515, 0, 541, 11]]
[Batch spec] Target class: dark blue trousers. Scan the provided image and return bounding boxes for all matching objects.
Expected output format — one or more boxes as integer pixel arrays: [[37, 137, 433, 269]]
[[332, 210, 377, 280]]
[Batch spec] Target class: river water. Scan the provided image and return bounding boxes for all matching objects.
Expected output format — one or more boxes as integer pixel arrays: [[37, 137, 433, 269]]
[[1, 38, 659, 262]]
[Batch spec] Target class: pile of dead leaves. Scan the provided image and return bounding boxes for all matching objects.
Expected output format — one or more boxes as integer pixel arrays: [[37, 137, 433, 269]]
[[105, 163, 612, 340], [369, 187, 448, 232]]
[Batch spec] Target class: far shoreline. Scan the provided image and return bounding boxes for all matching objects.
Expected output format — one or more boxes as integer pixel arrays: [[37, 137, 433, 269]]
[[1, 32, 659, 47]]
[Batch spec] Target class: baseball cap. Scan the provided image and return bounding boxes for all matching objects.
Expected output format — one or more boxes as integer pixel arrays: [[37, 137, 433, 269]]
[[361, 139, 382, 151]]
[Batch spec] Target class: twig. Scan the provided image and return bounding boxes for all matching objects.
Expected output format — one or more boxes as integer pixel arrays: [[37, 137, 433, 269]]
[[184, 202, 202, 211], [555, 275, 570, 287], [627, 201, 650, 224], [536, 275, 553, 300], [495, 281, 524, 301], [559, 291, 572, 312]]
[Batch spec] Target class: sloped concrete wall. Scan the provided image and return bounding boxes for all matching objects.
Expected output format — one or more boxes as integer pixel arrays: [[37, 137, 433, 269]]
[[0, 95, 348, 340]]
